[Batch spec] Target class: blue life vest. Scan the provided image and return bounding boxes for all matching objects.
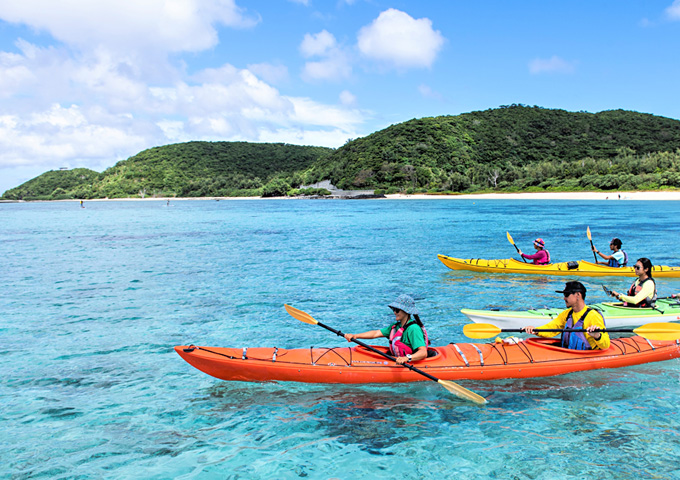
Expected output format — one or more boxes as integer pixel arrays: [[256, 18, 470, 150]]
[[561, 308, 596, 350], [607, 249, 628, 268]]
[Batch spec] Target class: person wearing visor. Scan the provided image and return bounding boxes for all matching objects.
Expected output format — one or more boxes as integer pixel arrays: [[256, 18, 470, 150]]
[[592, 238, 628, 267], [518, 238, 551, 265], [522, 281, 610, 350], [344, 294, 429, 364], [606, 257, 657, 308]]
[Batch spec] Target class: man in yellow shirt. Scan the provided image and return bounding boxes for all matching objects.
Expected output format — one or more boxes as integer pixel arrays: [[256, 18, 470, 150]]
[[523, 281, 610, 350]]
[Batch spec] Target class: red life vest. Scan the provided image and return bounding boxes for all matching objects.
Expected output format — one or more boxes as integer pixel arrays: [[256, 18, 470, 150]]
[[389, 321, 428, 356], [625, 277, 657, 308]]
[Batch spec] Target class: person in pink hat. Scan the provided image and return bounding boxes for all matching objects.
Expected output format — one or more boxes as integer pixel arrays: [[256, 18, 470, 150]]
[[518, 238, 551, 265]]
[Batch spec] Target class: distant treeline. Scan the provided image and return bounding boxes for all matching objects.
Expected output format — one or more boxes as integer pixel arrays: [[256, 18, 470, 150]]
[[5, 105, 680, 200], [4, 142, 334, 200]]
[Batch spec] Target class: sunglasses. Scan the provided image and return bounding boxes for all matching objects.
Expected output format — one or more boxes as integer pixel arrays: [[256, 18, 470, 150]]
[[390, 307, 402, 313], [634, 265, 643, 270]]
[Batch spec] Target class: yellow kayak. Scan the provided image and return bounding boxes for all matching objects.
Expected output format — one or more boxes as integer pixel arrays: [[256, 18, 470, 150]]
[[437, 254, 680, 278]]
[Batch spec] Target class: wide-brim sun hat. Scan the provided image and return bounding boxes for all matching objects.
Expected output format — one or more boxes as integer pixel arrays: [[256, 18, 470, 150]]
[[388, 294, 419, 315]]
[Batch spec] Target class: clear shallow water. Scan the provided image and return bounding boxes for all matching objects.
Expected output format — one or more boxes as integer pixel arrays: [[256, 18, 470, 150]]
[[2, 198, 680, 479]]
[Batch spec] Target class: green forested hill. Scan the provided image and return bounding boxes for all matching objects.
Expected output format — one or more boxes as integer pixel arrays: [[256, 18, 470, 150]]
[[3, 142, 333, 200], [5, 105, 680, 200], [305, 105, 680, 193], [2, 168, 102, 200], [95, 141, 333, 198]]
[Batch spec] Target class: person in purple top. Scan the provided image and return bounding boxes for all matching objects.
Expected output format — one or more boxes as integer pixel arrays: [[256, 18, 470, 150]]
[[518, 238, 551, 265]]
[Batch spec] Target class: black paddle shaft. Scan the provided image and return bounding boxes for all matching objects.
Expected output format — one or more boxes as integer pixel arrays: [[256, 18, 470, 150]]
[[512, 244, 527, 263], [315, 321, 440, 383], [517, 328, 632, 334], [590, 239, 598, 262]]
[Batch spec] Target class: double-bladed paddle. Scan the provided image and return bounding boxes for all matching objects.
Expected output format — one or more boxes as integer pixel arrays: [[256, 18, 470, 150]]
[[506, 232, 527, 263], [587, 226, 598, 263], [602, 284, 666, 314], [284, 304, 487, 405], [463, 321, 680, 341]]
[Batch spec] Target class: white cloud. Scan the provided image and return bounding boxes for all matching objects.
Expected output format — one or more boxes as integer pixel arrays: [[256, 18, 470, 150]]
[[528, 55, 576, 74], [339, 90, 357, 106], [0, 51, 35, 97], [0, 40, 363, 192], [301, 55, 352, 82], [0, 0, 259, 55], [0, 1, 370, 193], [247, 62, 289, 85], [299, 30, 352, 82], [666, 0, 680, 19], [286, 97, 363, 131], [357, 9, 445, 69], [0, 104, 148, 168], [300, 30, 337, 57]]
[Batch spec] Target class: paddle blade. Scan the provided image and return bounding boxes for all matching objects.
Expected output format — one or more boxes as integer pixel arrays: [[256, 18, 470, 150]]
[[633, 322, 680, 341], [463, 323, 502, 339], [438, 379, 487, 404], [284, 304, 319, 325], [506, 231, 515, 245], [587, 226, 592, 241]]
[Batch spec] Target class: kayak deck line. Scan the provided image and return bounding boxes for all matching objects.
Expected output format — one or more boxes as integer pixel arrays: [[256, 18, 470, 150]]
[[438, 254, 680, 278], [185, 344, 369, 367], [175, 336, 680, 383], [462, 298, 680, 329]]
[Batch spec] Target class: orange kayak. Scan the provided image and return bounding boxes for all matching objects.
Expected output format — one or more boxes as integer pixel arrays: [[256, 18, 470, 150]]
[[175, 336, 680, 383]]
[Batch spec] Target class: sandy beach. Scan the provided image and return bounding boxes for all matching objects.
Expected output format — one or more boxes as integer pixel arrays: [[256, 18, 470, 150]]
[[6, 190, 680, 203], [383, 191, 680, 201]]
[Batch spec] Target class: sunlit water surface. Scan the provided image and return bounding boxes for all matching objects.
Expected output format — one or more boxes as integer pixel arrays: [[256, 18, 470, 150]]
[[2, 199, 680, 479]]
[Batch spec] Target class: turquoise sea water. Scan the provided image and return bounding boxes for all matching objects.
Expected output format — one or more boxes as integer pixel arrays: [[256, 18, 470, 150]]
[[2, 198, 680, 479]]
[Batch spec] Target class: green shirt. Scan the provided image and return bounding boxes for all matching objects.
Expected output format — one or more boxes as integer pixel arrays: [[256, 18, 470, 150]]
[[380, 321, 427, 351]]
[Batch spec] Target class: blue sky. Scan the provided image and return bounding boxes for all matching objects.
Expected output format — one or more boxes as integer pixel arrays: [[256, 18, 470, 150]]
[[1, 0, 679, 194]]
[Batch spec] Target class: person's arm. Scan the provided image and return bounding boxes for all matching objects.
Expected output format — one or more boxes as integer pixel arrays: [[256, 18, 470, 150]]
[[396, 346, 427, 365], [592, 247, 612, 262], [522, 310, 568, 338], [344, 329, 384, 342], [584, 311, 610, 349], [618, 281, 655, 305], [521, 251, 542, 260]]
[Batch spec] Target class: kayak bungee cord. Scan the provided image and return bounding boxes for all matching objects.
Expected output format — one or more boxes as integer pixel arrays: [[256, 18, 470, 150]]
[[284, 304, 487, 405]]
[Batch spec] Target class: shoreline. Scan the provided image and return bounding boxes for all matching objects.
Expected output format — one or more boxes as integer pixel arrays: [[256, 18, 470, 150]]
[[383, 191, 680, 201], [5, 190, 680, 202]]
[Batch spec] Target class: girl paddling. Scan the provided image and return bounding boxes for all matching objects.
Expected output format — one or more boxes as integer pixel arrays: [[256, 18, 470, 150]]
[[344, 294, 429, 365]]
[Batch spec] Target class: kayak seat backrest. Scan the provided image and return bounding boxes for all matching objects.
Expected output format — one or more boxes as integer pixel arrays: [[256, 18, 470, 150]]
[[427, 348, 438, 358]]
